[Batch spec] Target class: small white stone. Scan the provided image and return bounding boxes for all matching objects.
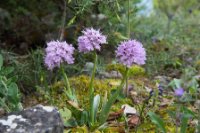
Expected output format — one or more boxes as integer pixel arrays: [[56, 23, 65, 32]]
[[145, 86, 152, 92], [16, 115, 22, 119], [122, 104, 137, 115], [19, 117, 26, 122], [91, 14, 96, 19], [35, 122, 42, 126], [42, 106, 54, 112], [97, 14, 106, 20]]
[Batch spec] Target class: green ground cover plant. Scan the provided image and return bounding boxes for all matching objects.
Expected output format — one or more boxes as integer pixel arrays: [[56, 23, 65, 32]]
[[0, 0, 199, 132]]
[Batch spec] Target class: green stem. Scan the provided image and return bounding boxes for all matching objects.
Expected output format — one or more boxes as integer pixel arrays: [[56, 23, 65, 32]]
[[125, 67, 129, 96], [140, 101, 146, 121], [89, 52, 97, 125], [127, 0, 130, 39], [125, 0, 130, 97], [1, 80, 8, 92], [61, 66, 71, 91], [175, 101, 181, 133], [60, 0, 67, 41], [61, 65, 74, 101], [136, 99, 147, 133]]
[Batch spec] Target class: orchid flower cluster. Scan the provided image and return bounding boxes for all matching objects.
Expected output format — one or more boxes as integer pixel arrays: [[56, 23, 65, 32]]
[[44, 28, 146, 70], [44, 27, 146, 128], [44, 41, 75, 70]]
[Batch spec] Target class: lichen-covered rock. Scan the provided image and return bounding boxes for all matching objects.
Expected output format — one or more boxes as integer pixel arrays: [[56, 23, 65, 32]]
[[99, 71, 122, 78], [106, 63, 145, 78], [0, 105, 63, 133]]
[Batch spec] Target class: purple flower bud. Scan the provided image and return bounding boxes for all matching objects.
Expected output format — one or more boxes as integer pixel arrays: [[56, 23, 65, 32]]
[[44, 40, 75, 70], [174, 88, 184, 97], [158, 85, 163, 96], [115, 39, 146, 67], [78, 28, 107, 53]]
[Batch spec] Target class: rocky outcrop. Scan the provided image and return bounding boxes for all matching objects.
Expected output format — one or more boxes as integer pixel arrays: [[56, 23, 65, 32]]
[[0, 105, 63, 133]]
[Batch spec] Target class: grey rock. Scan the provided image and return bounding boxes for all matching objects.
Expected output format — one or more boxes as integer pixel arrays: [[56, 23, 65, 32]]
[[194, 100, 200, 109], [100, 71, 122, 79], [82, 62, 94, 75], [0, 105, 63, 133], [154, 75, 171, 87], [84, 62, 94, 71]]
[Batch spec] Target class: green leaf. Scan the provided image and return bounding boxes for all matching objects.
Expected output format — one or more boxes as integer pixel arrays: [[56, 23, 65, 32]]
[[101, 91, 107, 112], [114, 32, 128, 40], [64, 118, 78, 127], [148, 112, 166, 133], [110, 88, 125, 101], [80, 110, 88, 125], [99, 89, 120, 124], [99, 68, 128, 125], [179, 107, 194, 133], [180, 115, 189, 133], [59, 107, 72, 122], [1, 67, 14, 76], [0, 54, 3, 70], [174, 79, 182, 88], [7, 76, 18, 84], [99, 79, 125, 124], [115, 13, 121, 22], [67, 16, 76, 26], [7, 83, 20, 104], [168, 78, 182, 89], [181, 106, 196, 118], [92, 95, 100, 121]]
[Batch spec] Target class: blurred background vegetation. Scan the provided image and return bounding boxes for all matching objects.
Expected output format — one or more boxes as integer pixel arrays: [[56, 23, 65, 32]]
[[0, 0, 199, 94]]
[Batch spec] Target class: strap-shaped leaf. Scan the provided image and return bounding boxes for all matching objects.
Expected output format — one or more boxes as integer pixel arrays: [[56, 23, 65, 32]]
[[92, 94, 100, 122], [99, 78, 125, 124], [180, 115, 189, 133], [101, 91, 108, 112], [99, 88, 120, 124], [180, 106, 195, 133], [0, 54, 3, 70], [148, 112, 166, 133], [80, 110, 88, 125]]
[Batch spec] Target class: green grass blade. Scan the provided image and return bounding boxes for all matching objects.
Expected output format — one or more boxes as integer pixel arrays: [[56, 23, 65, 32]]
[[0, 54, 3, 70], [180, 115, 189, 133], [148, 112, 166, 133]]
